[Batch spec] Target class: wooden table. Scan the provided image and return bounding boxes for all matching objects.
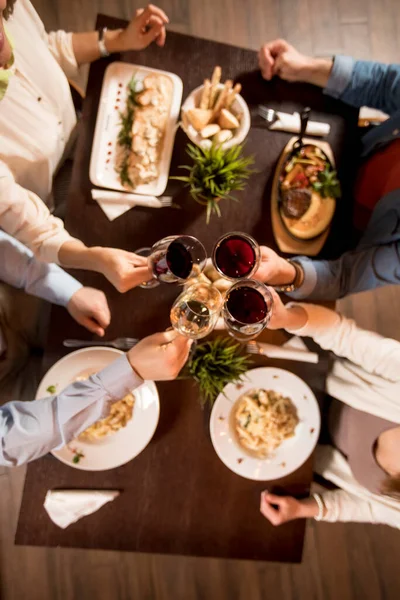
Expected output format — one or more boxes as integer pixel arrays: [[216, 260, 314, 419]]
[[15, 15, 359, 562]]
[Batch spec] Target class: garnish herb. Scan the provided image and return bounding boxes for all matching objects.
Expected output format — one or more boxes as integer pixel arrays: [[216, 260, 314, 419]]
[[117, 75, 141, 186], [46, 385, 57, 394], [312, 166, 341, 198]]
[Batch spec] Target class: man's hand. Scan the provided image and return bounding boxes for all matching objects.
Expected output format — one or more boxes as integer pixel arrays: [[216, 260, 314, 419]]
[[110, 4, 169, 51], [128, 329, 192, 381], [253, 246, 297, 286], [95, 247, 152, 293], [260, 492, 317, 525], [258, 39, 333, 87], [67, 287, 111, 337]]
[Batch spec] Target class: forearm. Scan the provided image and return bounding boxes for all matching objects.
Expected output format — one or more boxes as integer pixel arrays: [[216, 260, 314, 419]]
[[71, 30, 123, 65], [58, 241, 105, 273], [297, 57, 334, 88], [296, 496, 321, 519], [0, 355, 142, 467]]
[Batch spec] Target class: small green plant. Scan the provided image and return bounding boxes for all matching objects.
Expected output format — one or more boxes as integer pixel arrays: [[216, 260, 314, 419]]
[[183, 337, 251, 407], [172, 143, 255, 223], [312, 166, 341, 199]]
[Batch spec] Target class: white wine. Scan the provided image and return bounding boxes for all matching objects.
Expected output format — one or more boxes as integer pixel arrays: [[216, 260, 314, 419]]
[[170, 299, 213, 339]]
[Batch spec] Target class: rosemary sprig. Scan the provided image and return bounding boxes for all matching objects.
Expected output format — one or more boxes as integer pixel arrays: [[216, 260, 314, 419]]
[[183, 337, 252, 407], [171, 143, 255, 223], [117, 75, 141, 185]]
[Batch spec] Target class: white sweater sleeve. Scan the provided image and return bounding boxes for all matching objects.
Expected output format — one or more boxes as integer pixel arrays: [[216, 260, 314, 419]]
[[286, 303, 400, 383], [320, 489, 400, 529], [0, 161, 75, 263]]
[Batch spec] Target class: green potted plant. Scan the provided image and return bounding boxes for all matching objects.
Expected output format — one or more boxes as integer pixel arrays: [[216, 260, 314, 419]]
[[172, 143, 255, 223], [182, 337, 252, 407]]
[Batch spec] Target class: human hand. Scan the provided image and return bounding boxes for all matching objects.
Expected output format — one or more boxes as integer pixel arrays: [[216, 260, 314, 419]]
[[258, 39, 312, 82], [67, 287, 111, 337], [113, 4, 169, 51], [128, 329, 192, 380], [260, 492, 307, 525], [96, 247, 152, 293], [253, 246, 296, 286], [263, 287, 308, 331]]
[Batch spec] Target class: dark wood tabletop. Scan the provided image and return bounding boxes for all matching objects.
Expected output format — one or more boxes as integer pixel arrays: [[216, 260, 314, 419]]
[[15, 15, 358, 562]]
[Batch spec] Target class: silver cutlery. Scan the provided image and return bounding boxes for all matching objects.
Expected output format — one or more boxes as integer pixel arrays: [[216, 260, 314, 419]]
[[257, 106, 279, 128], [246, 340, 319, 364], [63, 337, 139, 351]]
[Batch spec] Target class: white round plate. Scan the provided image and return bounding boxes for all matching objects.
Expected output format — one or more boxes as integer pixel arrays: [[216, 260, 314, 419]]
[[181, 83, 251, 149], [36, 347, 160, 471], [210, 367, 320, 481]]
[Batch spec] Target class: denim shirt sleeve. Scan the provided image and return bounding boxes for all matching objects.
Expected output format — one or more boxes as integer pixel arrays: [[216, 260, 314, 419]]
[[324, 55, 400, 115]]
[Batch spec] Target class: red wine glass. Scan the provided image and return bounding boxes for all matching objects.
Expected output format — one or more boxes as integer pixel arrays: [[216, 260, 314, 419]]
[[212, 232, 260, 281], [222, 279, 273, 341], [136, 235, 207, 288]]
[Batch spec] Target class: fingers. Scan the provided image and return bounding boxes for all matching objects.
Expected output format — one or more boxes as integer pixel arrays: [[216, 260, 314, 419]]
[[142, 15, 166, 46], [137, 4, 169, 27], [141, 20, 165, 46], [81, 316, 105, 338], [260, 493, 281, 525], [130, 253, 149, 267], [93, 302, 111, 330], [258, 45, 274, 80]]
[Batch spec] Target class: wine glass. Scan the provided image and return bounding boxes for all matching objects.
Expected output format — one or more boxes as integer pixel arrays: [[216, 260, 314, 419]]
[[170, 283, 223, 340], [136, 235, 207, 288], [212, 231, 260, 281], [222, 279, 273, 342]]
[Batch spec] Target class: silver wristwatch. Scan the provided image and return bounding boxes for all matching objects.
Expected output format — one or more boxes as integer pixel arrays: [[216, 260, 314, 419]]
[[98, 27, 110, 58], [273, 259, 304, 293]]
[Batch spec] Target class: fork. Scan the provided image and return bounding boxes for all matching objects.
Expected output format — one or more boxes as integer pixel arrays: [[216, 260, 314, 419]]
[[246, 341, 319, 364], [63, 337, 139, 351], [257, 106, 279, 128]]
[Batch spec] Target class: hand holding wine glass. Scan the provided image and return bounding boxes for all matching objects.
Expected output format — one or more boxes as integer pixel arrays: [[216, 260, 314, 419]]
[[222, 279, 274, 341], [170, 283, 223, 340]]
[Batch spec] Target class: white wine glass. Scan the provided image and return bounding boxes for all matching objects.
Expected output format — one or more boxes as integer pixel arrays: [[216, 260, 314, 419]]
[[170, 283, 223, 340]]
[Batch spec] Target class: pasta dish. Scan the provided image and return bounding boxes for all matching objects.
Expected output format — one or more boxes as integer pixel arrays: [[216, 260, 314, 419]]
[[74, 371, 135, 441], [233, 388, 299, 457]]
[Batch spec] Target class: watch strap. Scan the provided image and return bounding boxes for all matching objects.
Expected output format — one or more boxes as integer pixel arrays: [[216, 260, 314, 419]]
[[273, 259, 304, 293], [98, 27, 110, 58]]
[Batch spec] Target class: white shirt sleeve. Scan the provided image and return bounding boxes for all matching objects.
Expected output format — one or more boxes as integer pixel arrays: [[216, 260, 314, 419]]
[[0, 355, 143, 467], [0, 160, 75, 263], [320, 488, 400, 529], [45, 31, 79, 80], [286, 303, 400, 383]]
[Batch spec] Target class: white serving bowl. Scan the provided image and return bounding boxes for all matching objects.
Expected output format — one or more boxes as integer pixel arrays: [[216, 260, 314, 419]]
[[180, 83, 251, 150]]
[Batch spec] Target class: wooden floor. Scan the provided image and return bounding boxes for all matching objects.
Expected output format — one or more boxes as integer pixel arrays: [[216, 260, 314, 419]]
[[1, 1, 400, 599]]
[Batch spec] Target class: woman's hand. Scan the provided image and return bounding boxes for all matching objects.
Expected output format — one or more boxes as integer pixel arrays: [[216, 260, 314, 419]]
[[265, 288, 308, 331], [111, 5, 169, 51], [67, 287, 111, 337], [94, 247, 152, 293], [128, 329, 192, 380], [260, 492, 318, 525], [258, 39, 333, 87]]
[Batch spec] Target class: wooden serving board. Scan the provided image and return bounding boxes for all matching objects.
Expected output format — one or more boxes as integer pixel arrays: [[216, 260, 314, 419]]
[[271, 136, 335, 256]]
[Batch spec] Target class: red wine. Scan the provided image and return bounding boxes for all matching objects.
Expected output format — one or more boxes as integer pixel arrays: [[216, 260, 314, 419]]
[[166, 241, 193, 280], [226, 286, 267, 324], [215, 235, 256, 278]]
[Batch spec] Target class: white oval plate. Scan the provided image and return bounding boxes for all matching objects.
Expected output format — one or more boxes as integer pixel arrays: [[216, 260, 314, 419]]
[[210, 367, 320, 481], [181, 83, 251, 149], [36, 347, 160, 471]]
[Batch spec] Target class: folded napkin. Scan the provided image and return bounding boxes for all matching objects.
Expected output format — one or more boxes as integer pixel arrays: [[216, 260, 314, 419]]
[[91, 189, 163, 221], [269, 111, 330, 136], [44, 489, 119, 529]]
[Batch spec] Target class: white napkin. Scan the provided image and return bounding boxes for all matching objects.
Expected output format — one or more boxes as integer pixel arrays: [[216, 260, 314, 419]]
[[283, 336, 308, 351], [91, 189, 163, 221], [269, 111, 330, 136], [44, 489, 119, 529]]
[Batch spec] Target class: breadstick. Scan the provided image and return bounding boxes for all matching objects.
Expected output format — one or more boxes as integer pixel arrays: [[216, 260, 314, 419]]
[[200, 79, 211, 109], [212, 80, 233, 117], [225, 83, 242, 108], [209, 66, 222, 108]]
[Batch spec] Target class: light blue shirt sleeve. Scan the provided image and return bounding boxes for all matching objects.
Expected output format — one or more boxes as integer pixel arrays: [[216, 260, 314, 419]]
[[324, 55, 400, 115], [0, 355, 144, 467], [0, 230, 82, 307]]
